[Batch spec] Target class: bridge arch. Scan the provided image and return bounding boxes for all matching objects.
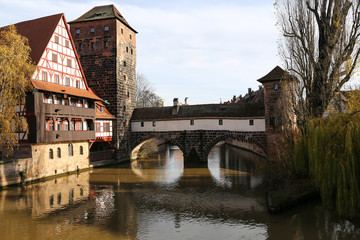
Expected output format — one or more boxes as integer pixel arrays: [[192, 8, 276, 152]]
[[203, 133, 267, 161], [130, 133, 186, 160]]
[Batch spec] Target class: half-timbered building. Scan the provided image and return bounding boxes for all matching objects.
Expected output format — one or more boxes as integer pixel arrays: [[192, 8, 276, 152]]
[[5, 13, 103, 183]]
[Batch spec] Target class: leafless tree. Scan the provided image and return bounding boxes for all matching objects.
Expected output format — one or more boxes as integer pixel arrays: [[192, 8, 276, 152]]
[[136, 73, 162, 108], [276, 0, 360, 122]]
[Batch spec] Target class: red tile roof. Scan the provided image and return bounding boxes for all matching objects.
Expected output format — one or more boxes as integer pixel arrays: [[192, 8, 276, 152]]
[[32, 80, 101, 100], [7, 14, 102, 101], [95, 101, 115, 119], [12, 14, 63, 65]]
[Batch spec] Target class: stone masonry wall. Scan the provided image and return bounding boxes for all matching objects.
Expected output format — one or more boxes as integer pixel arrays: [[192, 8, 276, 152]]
[[70, 18, 137, 160], [263, 81, 282, 159], [0, 141, 90, 187], [131, 130, 267, 163]]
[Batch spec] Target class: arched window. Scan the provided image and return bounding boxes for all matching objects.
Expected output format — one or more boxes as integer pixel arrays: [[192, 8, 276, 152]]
[[49, 149, 54, 159], [68, 144, 73, 156], [80, 146, 83, 155], [57, 148, 61, 158]]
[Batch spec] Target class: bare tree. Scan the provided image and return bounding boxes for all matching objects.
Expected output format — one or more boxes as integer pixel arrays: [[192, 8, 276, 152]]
[[136, 73, 162, 108], [276, 0, 360, 121]]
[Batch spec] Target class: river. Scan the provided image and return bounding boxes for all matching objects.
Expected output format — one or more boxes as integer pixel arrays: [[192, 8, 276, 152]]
[[0, 143, 360, 239]]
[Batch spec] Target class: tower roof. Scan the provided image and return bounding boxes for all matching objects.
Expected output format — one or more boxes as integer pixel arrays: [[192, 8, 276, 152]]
[[257, 66, 285, 83], [68, 4, 137, 33], [10, 13, 63, 65]]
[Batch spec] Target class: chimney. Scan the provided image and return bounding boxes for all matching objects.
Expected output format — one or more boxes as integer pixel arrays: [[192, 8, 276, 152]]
[[184, 97, 188, 105], [248, 88, 252, 96], [172, 98, 180, 115]]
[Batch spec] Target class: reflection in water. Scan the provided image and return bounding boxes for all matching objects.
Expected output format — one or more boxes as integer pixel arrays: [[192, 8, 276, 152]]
[[1, 144, 360, 240]]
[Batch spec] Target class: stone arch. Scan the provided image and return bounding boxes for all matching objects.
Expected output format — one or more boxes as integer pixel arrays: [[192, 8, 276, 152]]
[[203, 133, 266, 160], [130, 133, 185, 160]]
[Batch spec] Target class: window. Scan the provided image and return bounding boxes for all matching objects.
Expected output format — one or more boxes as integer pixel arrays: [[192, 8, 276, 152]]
[[70, 120, 75, 130], [67, 59, 72, 67], [141, 122, 144, 127], [80, 146, 84, 155], [123, 61, 126, 67], [90, 27, 95, 33], [91, 42, 95, 49], [57, 193, 61, 204], [65, 40, 69, 48], [55, 75, 59, 84], [49, 149, 54, 159], [48, 120, 54, 131], [57, 148, 61, 158], [100, 106, 104, 112], [123, 105, 126, 112], [78, 121, 83, 130], [76, 81, 80, 88], [131, 49, 133, 55], [79, 43, 83, 50], [54, 35, 59, 44], [249, 119, 254, 126], [127, 91, 130, 98], [52, 54, 58, 63], [62, 98, 69, 106], [83, 121, 88, 130], [126, 47, 128, 52], [56, 119, 62, 130], [104, 26, 109, 31], [104, 41, 108, 48], [121, 28, 123, 34], [190, 119, 194, 125], [219, 119, 223, 125], [96, 123, 101, 132], [152, 121, 156, 127], [49, 195, 54, 208], [274, 84, 279, 90], [65, 78, 70, 86], [42, 72, 48, 82], [76, 29, 80, 34], [68, 144, 73, 156], [104, 123, 110, 132], [84, 100, 88, 108], [130, 34, 132, 40], [123, 75, 126, 81]]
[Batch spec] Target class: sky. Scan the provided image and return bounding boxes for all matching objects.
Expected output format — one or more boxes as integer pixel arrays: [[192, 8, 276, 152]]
[[0, 0, 281, 106]]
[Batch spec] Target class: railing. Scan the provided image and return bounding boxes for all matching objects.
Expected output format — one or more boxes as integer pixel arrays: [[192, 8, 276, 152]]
[[43, 130, 95, 142], [43, 103, 95, 117]]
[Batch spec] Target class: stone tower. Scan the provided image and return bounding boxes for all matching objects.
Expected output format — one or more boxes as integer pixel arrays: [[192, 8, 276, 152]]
[[257, 66, 285, 159], [69, 5, 137, 160]]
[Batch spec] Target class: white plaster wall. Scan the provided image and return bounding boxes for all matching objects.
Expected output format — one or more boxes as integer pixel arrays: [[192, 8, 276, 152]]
[[131, 118, 265, 132]]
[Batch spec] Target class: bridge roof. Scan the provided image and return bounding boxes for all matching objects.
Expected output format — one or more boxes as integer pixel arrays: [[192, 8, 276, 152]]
[[131, 102, 264, 121]]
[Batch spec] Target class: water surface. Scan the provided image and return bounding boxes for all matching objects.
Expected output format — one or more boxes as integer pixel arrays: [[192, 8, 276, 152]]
[[0, 144, 359, 239]]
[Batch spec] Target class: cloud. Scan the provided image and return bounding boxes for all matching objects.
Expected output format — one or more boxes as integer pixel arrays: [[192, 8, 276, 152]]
[[0, 0, 280, 104]]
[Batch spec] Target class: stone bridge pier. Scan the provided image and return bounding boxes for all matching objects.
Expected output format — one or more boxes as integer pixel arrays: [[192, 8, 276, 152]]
[[130, 130, 267, 164]]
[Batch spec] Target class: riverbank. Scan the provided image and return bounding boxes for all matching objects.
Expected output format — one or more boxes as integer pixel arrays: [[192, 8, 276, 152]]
[[267, 178, 319, 213]]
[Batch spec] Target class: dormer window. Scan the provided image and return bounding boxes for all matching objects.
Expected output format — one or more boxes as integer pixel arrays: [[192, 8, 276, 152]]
[[100, 106, 104, 112]]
